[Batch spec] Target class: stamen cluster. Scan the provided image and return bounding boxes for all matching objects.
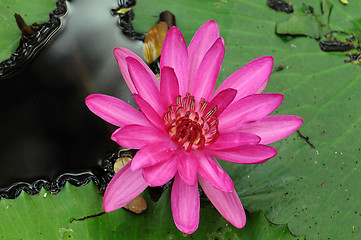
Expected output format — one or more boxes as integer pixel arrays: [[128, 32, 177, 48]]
[[163, 93, 219, 152]]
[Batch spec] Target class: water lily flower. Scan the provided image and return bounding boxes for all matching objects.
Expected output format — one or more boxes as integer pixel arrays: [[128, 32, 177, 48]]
[[85, 20, 302, 234]]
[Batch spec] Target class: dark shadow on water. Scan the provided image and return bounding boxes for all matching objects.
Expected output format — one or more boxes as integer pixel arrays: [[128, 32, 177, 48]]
[[0, 0, 142, 188]]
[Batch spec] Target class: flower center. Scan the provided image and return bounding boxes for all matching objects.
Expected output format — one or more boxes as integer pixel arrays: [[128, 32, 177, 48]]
[[162, 93, 219, 152]]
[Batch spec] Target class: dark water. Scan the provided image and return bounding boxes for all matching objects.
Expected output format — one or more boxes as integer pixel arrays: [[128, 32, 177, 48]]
[[0, 0, 142, 188]]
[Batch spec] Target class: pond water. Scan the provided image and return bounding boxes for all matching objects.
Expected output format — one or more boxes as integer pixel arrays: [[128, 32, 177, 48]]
[[0, 0, 142, 188]]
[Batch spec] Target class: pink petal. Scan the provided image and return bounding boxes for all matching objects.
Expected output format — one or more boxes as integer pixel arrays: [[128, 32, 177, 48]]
[[85, 94, 150, 128], [126, 57, 163, 114], [113, 47, 159, 93], [131, 142, 177, 170], [160, 27, 188, 96], [194, 151, 233, 192], [171, 174, 200, 234], [198, 175, 246, 228], [133, 94, 165, 132], [214, 56, 274, 102], [177, 150, 198, 186], [205, 144, 277, 164], [191, 37, 225, 102], [160, 66, 180, 109], [204, 88, 237, 117], [255, 79, 268, 94], [142, 156, 178, 187], [205, 132, 260, 150], [188, 20, 220, 90], [219, 93, 284, 132], [111, 125, 170, 149], [239, 115, 303, 144], [103, 161, 148, 212]]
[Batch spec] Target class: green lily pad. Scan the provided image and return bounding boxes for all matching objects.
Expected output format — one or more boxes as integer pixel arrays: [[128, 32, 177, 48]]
[[0, 0, 57, 62], [0, 181, 302, 239], [131, 0, 361, 239]]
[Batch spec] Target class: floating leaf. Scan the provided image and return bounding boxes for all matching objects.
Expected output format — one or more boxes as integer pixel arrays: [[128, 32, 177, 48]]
[[0, 181, 302, 239], [131, 0, 361, 239], [0, 0, 57, 62]]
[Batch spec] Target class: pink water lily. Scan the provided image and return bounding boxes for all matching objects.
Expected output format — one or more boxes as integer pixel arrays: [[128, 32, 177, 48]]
[[85, 20, 302, 234]]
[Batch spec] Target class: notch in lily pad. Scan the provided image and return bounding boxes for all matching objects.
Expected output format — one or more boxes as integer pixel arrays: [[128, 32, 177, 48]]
[[276, 0, 333, 39]]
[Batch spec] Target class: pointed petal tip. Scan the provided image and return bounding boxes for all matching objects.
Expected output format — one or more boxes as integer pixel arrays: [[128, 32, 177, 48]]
[[267, 146, 278, 161], [295, 115, 304, 126], [85, 93, 102, 105], [256, 57, 273, 92], [168, 25, 180, 32], [113, 47, 133, 61], [102, 202, 115, 213], [85, 94, 93, 101], [291, 115, 304, 132], [203, 19, 219, 30], [256, 145, 278, 163], [290, 115, 304, 132], [275, 93, 284, 108], [176, 224, 198, 235], [255, 55, 274, 65], [220, 36, 225, 45], [262, 55, 274, 61], [232, 215, 246, 229], [110, 131, 117, 143], [103, 191, 122, 213], [216, 36, 225, 46], [84, 94, 94, 106], [224, 182, 235, 192], [251, 55, 274, 75], [113, 47, 125, 54], [266, 93, 284, 104], [219, 202, 246, 229], [113, 47, 123, 55]]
